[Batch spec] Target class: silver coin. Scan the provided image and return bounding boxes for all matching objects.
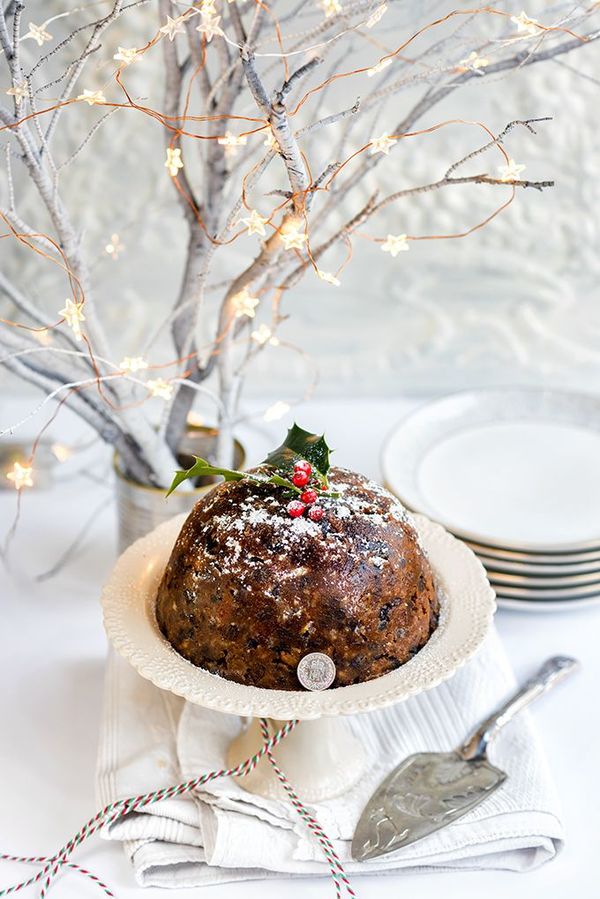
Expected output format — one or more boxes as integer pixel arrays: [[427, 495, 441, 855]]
[[297, 652, 336, 691]]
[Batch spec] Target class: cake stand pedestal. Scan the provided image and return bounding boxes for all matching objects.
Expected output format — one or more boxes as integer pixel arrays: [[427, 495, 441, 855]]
[[101, 513, 495, 802], [227, 717, 367, 800]]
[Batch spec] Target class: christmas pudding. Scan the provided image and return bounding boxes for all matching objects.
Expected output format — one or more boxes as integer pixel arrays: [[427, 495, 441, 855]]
[[156, 426, 439, 690]]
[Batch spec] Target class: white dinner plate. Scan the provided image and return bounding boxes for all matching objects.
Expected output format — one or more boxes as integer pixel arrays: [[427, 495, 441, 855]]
[[488, 579, 600, 600], [486, 568, 600, 588], [496, 594, 600, 611], [465, 540, 600, 565], [382, 388, 600, 554], [476, 553, 600, 576]]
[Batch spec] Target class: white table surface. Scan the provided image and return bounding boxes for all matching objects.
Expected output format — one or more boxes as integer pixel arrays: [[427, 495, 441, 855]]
[[1, 397, 598, 899]]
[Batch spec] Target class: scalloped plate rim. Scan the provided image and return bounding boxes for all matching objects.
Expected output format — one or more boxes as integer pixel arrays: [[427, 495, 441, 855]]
[[101, 512, 496, 720]]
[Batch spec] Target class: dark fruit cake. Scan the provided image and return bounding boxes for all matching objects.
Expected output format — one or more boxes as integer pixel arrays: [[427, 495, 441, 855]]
[[156, 432, 438, 690]]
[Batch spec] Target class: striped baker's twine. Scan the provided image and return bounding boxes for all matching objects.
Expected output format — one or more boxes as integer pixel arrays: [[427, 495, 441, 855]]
[[0, 718, 296, 899], [0, 718, 355, 899], [259, 719, 356, 899], [0, 854, 114, 898]]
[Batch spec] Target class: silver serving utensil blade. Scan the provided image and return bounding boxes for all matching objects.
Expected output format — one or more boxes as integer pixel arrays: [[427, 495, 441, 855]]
[[352, 655, 579, 862], [352, 751, 505, 861]]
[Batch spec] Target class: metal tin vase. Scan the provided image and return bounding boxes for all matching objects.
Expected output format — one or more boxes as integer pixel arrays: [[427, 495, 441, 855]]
[[114, 426, 245, 552]]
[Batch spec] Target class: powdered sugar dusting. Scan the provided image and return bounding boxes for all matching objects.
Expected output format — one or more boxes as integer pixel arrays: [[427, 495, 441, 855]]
[[181, 466, 423, 615], [158, 464, 439, 689], [290, 516, 321, 537]]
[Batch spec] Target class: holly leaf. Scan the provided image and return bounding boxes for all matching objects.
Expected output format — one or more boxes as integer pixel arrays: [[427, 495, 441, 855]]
[[166, 457, 246, 497], [166, 455, 304, 498], [264, 423, 333, 476], [167, 426, 337, 498]]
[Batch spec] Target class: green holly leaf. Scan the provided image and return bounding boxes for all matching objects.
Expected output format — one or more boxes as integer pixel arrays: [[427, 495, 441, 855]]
[[167, 426, 337, 498], [264, 423, 333, 477], [166, 455, 305, 498], [166, 457, 246, 497]]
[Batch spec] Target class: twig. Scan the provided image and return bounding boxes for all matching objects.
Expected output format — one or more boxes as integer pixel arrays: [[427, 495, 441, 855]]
[[277, 57, 324, 101], [444, 117, 552, 178]]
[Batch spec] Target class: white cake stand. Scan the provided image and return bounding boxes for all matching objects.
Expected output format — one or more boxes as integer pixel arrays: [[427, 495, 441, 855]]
[[101, 513, 495, 801]]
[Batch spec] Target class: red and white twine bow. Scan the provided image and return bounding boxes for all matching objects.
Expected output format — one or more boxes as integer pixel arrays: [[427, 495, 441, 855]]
[[0, 718, 356, 899]]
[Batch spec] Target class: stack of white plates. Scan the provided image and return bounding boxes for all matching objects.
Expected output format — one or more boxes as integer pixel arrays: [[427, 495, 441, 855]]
[[381, 389, 600, 611]]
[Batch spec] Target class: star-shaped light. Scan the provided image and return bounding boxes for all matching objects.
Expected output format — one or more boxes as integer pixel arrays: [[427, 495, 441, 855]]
[[34, 328, 52, 346], [367, 58, 392, 77], [511, 11, 543, 36], [251, 324, 274, 345], [263, 128, 278, 151], [321, 0, 342, 17], [120, 356, 148, 373], [51, 443, 73, 463], [369, 132, 397, 155], [240, 209, 268, 237], [5, 81, 28, 104], [160, 15, 186, 41], [113, 46, 141, 66], [366, 3, 387, 28], [6, 462, 34, 490], [77, 89, 106, 106], [381, 234, 409, 256], [59, 298, 86, 340], [105, 234, 124, 259], [147, 378, 173, 399], [316, 269, 340, 286], [264, 401, 290, 422], [232, 287, 259, 319], [196, 13, 223, 42], [24, 22, 52, 46], [217, 131, 247, 156], [280, 221, 307, 251], [459, 51, 489, 72], [165, 146, 184, 176], [498, 158, 526, 181]]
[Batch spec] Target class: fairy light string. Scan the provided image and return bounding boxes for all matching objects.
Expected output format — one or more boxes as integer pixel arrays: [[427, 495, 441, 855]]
[[0, 5, 579, 333], [0, 2, 589, 517]]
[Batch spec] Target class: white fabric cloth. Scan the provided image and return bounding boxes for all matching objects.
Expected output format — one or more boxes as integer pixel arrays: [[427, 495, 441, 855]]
[[96, 630, 564, 888]]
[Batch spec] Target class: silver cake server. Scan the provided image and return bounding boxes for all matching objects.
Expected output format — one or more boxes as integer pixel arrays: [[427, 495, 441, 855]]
[[352, 655, 578, 862]]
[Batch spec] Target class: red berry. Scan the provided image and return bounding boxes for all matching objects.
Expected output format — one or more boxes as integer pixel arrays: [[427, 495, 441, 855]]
[[294, 460, 312, 476], [301, 488, 318, 505], [292, 470, 310, 488], [308, 505, 324, 522], [287, 500, 306, 518]]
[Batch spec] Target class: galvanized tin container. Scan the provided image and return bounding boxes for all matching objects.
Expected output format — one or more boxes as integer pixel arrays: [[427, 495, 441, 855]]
[[114, 427, 245, 552]]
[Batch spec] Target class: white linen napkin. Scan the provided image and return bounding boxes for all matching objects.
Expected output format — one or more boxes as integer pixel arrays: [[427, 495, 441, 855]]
[[96, 629, 564, 888]]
